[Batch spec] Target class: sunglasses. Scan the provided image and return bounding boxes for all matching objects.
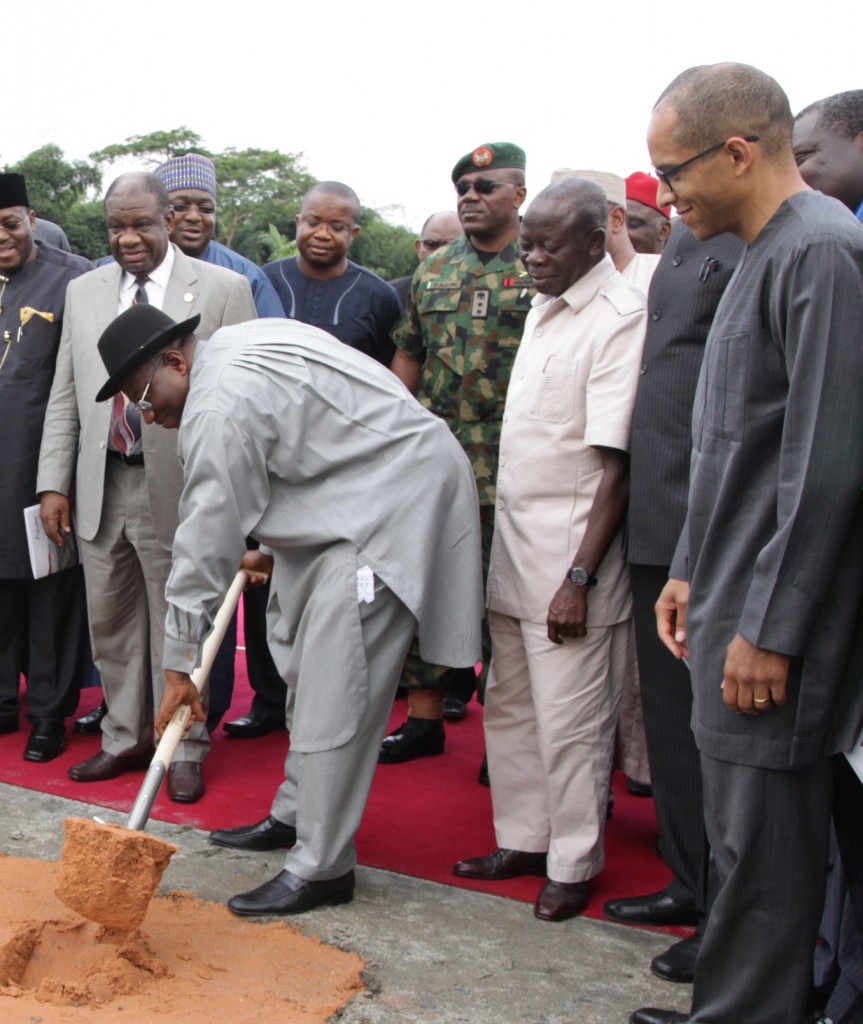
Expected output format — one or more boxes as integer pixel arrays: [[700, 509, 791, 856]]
[[454, 179, 507, 197]]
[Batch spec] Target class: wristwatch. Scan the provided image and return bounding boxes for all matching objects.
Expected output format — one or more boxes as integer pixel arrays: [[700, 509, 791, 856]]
[[566, 567, 598, 587]]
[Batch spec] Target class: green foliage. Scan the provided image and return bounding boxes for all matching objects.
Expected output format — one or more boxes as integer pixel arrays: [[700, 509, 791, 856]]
[[351, 207, 418, 280], [63, 201, 112, 262], [6, 144, 101, 225], [7, 128, 419, 273], [214, 148, 316, 260], [90, 127, 207, 166], [259, 224, 298, 262]]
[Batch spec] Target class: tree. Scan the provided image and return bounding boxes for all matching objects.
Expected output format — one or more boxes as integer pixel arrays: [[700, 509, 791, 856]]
[[350, 207, 418, 280], [6, 144, 101, 226], [64, 201, 112, 261], [214, 148, 316, 260], [90, 127, 207, 167], [7, 129, 420, 271], [259, 225, 298, 262]]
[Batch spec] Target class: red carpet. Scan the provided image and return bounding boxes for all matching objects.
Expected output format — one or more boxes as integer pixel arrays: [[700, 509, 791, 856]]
[[2, 636, 676, 928]]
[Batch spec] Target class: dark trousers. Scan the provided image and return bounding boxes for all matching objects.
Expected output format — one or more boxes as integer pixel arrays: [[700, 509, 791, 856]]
[[398, 504, 493, 701], [691, 754, 834, 1024], [206, 536, 288, 729], [817, 757, 863, 1023], [630, 563, 707, 908], [0, 567, 90, 721]]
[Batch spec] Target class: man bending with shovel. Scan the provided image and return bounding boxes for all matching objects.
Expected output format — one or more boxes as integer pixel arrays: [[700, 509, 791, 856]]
[[94, 304, 483, 915]]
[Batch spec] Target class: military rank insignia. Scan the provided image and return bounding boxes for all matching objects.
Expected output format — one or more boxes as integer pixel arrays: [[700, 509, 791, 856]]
[[471, 289, 490, 318]]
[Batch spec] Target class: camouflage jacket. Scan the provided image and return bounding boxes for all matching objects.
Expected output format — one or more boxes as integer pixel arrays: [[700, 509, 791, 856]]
[[392, 234, 534, 505]]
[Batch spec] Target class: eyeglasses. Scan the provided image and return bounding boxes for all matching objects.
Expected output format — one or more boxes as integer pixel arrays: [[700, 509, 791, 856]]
[[0, 217, 27, 233], [170, 201, 216, 216], [454, 179, 507, 197], [135, 355, 164, 412], [656, 136, 760, 192]]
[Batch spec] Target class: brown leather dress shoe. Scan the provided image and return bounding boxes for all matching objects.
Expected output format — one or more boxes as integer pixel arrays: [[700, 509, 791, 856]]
[[67, 747, 154, 782], [167, 761, 205, 803], [534, 879, 591, 921], [453, 848, 547, 880]]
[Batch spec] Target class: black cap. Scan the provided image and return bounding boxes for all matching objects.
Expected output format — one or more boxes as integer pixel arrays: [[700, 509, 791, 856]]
[[0, 173, 30, 209], [95, 305, 200, 403]]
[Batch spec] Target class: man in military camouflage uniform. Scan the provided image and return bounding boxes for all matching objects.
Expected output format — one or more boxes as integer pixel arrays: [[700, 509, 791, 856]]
[[383, 142, 533, 765]]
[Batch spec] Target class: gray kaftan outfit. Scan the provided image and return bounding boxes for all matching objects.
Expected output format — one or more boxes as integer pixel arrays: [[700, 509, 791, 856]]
[[163, 318, 483, 878]]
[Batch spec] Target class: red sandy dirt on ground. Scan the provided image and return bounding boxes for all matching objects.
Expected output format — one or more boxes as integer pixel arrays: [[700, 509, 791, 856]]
[[0, 853, 364, 1023]]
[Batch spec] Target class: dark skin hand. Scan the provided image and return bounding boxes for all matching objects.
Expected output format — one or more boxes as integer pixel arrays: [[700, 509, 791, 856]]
[[656, 579, 789, 716], [390, 349, 422, 396], [722, 634, 789, 716], [547, 447, 629, 644], [156, 552, 274, 735], [40, 491, 72, 546], [656, 577, 690, 660]]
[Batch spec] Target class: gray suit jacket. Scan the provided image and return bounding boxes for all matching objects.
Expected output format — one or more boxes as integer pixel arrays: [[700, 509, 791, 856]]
[[37, 245, 257, 547]]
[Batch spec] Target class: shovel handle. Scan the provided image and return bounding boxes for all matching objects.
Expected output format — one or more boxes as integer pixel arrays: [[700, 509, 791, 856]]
[[125, 569, 262, 830]]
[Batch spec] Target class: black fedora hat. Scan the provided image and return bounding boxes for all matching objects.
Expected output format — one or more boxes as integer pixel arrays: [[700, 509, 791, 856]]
[[95, 305, 201, 403]]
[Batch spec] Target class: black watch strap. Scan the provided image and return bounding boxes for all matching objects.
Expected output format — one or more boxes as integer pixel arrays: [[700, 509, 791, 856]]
[[566, 567, 598, 587]]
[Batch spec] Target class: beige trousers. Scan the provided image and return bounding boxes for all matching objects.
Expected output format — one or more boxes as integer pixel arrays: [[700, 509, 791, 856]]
[[484, 611, 629, 883], [79, 459, 210, 762]]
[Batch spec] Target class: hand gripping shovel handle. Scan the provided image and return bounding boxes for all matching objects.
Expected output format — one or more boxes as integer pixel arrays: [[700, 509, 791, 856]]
[[125, 569, 257, 831]]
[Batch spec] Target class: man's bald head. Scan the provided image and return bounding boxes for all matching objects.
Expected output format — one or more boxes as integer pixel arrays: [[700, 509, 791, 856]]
[[536, 177, 608, 234], [301, 181, 361, 223], [520, 178, 607, 296], [104, 171, 171, 211], [416, 210, 462, 262], [654, 63, 793, 158]]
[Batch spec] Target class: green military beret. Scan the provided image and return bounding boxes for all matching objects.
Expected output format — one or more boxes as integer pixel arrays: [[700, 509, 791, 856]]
[[451, 142, 526, 183]]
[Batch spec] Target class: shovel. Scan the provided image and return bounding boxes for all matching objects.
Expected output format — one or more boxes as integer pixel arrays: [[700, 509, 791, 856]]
[[56, 569, 258, 930]]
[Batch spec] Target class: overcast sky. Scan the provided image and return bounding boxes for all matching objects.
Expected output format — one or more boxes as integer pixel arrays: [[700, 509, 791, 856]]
[[12, 0, 858, 233]]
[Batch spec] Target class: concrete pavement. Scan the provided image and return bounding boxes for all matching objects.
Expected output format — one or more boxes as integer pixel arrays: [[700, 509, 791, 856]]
[[1, 781, 691, 1023]]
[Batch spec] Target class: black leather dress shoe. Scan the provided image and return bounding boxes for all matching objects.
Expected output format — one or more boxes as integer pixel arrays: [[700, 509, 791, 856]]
[[0, 713, 20, 734], [453, 847, 547, 880], [629, 1008, 690, 1023], [442, 696, 468, 721], [209, 815, 297, 851], [67, 747, 154, 782], [534, 879, 591, 921], [378, 717, 445, 763], [223, 709, 286, 738], [603, 888, 698, 926], [227, 868, 354, 916], [74, 698, 108, 735], [651, 932, 701, 983], [167, 761, 205, 803], [627, 778, 653, 797], [24, 720, 65, 763]]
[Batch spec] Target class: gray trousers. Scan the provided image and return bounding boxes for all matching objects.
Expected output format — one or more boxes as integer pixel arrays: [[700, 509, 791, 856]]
[[690, 752, 834, 1024], [271, 580, 416, 881]]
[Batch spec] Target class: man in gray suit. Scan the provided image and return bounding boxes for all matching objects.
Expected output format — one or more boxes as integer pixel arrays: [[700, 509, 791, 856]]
[[37, 172, 256, 803], [631, 63, 863, 1024], [93, 307, 483, 915]]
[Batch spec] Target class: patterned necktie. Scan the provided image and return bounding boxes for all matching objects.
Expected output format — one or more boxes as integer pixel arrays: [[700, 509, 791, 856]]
[[111, 276, 150, 454]]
